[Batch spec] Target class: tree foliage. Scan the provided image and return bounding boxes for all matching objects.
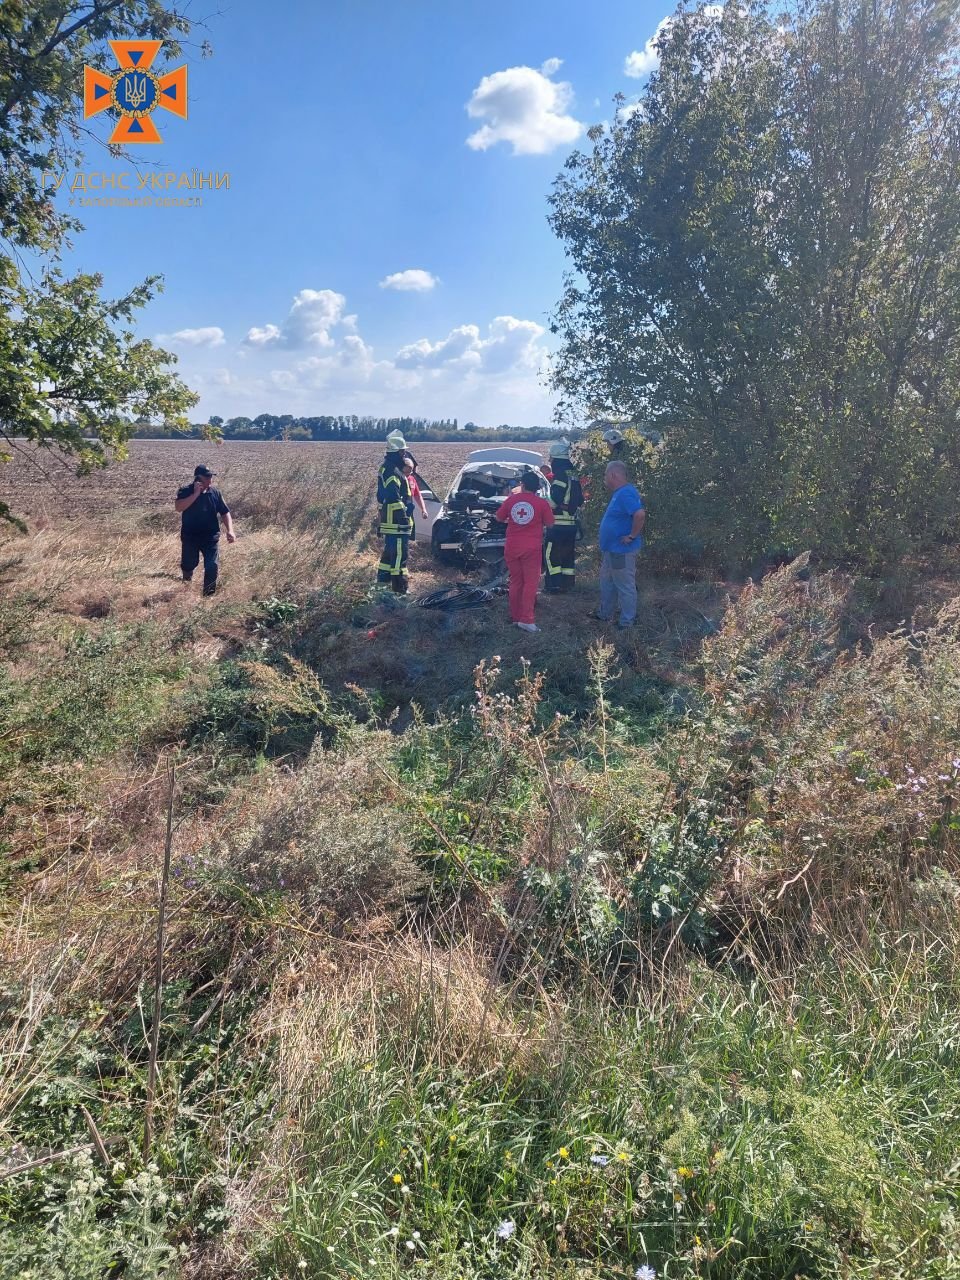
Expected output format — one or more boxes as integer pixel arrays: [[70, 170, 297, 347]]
[[0, 1, 200, 523], [549, 0, 960, 568]]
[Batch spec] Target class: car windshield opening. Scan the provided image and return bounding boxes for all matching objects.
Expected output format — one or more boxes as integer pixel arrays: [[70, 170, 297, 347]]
[[453, 467, 523, 500]]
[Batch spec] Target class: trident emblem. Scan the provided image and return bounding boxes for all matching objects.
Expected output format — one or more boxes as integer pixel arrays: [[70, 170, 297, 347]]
[[124, 73, 148, 110]]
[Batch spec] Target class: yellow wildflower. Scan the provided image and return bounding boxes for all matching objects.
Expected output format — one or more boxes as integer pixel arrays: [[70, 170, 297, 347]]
[[392, 1174, 402, 1185], [616, 1152, 629, 1163], [678, 1165, 693, 1177], [558, 1147, 569, 1159]]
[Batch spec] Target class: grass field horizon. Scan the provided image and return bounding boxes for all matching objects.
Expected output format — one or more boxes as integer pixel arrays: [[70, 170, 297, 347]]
[[1, 441, 959, 1279]]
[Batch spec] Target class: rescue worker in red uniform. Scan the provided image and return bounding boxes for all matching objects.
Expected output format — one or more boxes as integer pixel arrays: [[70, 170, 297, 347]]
[[377, 430, 414, 592], [544, 440, 584, 593], [496, 470, 554, 632]]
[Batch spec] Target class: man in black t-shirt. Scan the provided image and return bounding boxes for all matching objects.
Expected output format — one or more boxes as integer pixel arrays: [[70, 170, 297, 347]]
[[174, 464, 237, 596]]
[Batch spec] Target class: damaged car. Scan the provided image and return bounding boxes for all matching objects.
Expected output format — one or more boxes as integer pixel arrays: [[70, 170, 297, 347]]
[[426, 448, 550, 567]]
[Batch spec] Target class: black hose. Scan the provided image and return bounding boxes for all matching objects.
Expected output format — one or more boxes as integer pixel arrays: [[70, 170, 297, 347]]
[[415, 583, 494, 612]]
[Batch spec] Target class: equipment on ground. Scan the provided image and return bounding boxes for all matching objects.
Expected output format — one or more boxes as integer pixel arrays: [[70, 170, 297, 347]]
[[415, 583, 496, 612]]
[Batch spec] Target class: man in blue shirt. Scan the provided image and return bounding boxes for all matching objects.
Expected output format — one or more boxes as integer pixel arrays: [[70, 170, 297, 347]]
[[593, 461, 645, 629]]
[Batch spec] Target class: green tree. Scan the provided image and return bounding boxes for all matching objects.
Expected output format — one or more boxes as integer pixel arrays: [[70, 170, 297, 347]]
[[0, 1, 200, 524], [549, 0, 960, 569]]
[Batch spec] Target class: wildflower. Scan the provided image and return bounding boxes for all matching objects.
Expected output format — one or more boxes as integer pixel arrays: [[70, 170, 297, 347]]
[[326, 1245, 335, 1254], [392, 1174, 402, 1184], [362, 1063, 373, 1072], [448, 1134, 457, 1143], [401, 1184, 411, 1195], [297, 1262, 307, 1272], [545, 1160, 554, 1169], [412, 1231, 421, 1240], [495, 1219, 516, 1241], [636, 1267, 657, 1280], [558, 1147, 570, 1159], [387, 1226, 399, 1237], [616, 1152, 629, 1163], [405, 1240, 416, 1251], [677, 1166, 693, 1178], [590, 1154, 610, 1167]]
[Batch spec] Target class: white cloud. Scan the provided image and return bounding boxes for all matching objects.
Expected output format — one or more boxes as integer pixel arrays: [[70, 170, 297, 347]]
[[244, 288, 347, 349], [379, 269, 439, 292], [156, 326, 225, 348], [180, 291, 556, 427], [624, 18, 672, 79], [541, 57, 563, 76], [245, 323, 281, 347], [625, 7, 723, 79], [396, 315, 546, 375], [466, 63, 583, 155], [617, 99, 645, 123]]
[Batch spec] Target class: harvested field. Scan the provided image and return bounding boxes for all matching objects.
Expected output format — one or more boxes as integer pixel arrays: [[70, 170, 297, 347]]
[[0, 439, 491, 521]]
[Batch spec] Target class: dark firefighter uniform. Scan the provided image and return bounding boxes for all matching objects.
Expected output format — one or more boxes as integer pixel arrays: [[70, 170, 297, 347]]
[[377, 449, 414, 592], [544, 458, 584, 592]]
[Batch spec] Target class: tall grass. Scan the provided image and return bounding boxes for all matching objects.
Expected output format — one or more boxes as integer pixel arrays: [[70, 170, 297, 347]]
[[0, 455, 959, 1278]]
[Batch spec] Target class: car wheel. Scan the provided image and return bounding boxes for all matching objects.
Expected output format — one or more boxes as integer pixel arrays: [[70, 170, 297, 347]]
[[431, 521, 459, 565]]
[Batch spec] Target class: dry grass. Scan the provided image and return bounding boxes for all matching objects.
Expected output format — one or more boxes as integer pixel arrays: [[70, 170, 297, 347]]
[[4, 447, 960, 1278]]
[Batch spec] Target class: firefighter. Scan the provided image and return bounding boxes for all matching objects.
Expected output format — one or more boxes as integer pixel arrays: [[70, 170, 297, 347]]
[[544, 439, 584, 593], [377, 429, 414, 592], [603, 427, 625, 459]]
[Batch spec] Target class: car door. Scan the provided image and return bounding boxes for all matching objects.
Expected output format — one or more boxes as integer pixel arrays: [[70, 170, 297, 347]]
[[413, 474, 442, 533]]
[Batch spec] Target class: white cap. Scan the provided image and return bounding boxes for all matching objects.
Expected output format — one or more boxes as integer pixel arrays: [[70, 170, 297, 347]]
[[548, 439, 570, 459], [386, 429, 407, 451], [603, 428, 624, 445]]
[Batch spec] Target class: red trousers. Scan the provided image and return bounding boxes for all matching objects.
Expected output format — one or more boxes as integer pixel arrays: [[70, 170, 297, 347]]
[[506, 546, 541, 624]]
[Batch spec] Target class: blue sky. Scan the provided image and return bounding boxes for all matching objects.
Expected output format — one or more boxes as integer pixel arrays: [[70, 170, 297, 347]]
[[63, 0, 668, 427]]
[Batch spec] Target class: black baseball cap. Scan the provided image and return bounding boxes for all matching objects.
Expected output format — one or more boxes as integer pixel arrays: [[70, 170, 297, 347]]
[[194, 464, 216, 478]]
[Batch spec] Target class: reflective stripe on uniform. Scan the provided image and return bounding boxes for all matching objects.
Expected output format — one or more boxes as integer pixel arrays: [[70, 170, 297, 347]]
[[545, 542, 562, 577]]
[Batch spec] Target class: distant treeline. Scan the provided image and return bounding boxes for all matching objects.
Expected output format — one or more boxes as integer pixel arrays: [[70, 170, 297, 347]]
[[130, 415, 571, 443]]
